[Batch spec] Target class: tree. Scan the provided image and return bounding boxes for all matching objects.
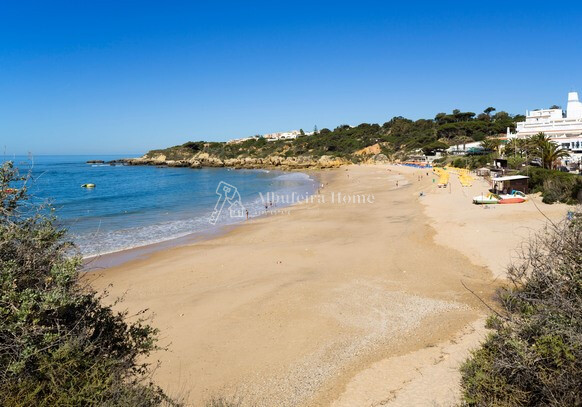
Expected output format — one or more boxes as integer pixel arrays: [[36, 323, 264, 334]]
[[434, 112, 448, 125], [549, 105, 561, 110], [492, 111, 510, 122], [528, 132, 570, 169], [422, 141, 448, 155], [451, 135, 474, 151], [528, 132, 549, 150], [451, 110, 476, 122], [540, 140, 570, 170], [484, 106, 496, 116], [504, 138, 530, 158], [0, 162, 177, 406], [480, 137, 502, 153]]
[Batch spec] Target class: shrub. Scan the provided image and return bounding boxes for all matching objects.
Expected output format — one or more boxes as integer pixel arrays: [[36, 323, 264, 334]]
[[452, 158, 466, 168], [460, 208, 582, 406], [520, 167, 582, 204], [0, 162, 178, 406]]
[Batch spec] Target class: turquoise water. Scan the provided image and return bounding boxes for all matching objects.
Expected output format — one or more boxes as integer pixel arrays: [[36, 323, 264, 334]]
[[6, 155, 317, 256]]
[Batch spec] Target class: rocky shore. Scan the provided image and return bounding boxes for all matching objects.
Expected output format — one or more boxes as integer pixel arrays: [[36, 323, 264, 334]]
[[112, 150, 389, 171], [119, 153, 340, 170]]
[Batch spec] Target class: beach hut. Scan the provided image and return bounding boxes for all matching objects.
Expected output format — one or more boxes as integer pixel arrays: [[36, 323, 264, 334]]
[[476, 167, 490, 177], [492, 175, 529, 194]]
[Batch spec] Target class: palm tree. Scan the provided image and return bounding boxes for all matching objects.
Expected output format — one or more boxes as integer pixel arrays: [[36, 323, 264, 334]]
[[453, 135, 473, 152], [528, 132, 550, 150], [540, 140, 570, 170], [528, 132, 570, 169], [516, 138, 530, 157], [480, 137, 502, 154], [504, 138, 529, 157]]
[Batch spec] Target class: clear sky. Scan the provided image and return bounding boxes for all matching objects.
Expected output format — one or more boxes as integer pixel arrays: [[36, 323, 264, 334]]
[[1, 1, 581, 155]]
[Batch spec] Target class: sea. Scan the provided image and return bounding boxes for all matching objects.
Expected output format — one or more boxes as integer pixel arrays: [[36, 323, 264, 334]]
[[5, 155, 317, 257]]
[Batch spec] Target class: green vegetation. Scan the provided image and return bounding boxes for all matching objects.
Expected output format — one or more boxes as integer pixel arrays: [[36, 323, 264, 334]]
[[460, 209, 581, 406], [520, 167, 582, 204], [0, 162, 178, 406], [145, 107, 524, 161], [503, 132, 572, 171], [525, 132, 570, 170]]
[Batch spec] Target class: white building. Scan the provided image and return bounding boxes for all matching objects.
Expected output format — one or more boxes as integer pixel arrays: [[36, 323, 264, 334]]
[[446, 141, 484, 155], [508, 91, 582, 165], [228, 129, 312, 144], [226, 136, 259, 144], [263, 130, 302, 141], [508, 91, 582, 138]]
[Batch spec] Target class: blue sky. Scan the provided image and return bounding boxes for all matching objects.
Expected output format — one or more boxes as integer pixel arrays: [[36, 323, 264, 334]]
[[1, 1, 581, 155]]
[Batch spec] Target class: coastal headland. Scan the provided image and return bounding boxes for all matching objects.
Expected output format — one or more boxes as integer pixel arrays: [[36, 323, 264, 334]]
[[88, 164, 568, 406], [117, 153, 353, 170]]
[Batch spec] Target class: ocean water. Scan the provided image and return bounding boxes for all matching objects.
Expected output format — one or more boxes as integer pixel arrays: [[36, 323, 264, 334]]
[[6, 155, 317, 257]]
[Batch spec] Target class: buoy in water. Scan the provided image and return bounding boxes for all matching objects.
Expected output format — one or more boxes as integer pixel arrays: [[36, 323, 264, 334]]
[[81, 183, 96, 188]]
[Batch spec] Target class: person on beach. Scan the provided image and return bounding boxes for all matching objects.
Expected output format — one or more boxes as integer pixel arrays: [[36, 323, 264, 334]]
[[396, 180, 399, 187], [245, 209, 249, 220]]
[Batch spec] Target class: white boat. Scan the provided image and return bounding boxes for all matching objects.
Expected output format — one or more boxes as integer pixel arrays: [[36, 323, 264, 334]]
[[473, 193, 500, 204]]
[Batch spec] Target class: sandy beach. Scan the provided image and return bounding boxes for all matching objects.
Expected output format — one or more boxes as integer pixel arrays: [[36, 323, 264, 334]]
[[88, 164, 568, 406]]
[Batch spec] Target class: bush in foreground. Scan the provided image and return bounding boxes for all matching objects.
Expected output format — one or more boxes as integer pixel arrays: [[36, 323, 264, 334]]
[[460, 208, 582, 406], [521, 166, 582, 204], [0, 161, 178, 406]]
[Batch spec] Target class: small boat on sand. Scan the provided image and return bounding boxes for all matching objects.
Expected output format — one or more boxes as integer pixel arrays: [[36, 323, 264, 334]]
[[473, 193, 500, 204], [473, 190, 527, 205], [498, 190, 526, 204]]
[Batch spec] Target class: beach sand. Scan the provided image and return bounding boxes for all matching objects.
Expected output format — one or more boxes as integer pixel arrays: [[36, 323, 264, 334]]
[[88, 164, 568, 406]]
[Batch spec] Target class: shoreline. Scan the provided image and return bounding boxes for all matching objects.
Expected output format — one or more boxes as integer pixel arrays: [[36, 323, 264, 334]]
[[88, 164, 567, 406], [83, 168, 323, 269]]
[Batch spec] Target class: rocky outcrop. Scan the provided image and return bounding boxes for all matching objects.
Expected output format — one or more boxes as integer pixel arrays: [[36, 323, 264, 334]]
[[120, 152, 349, 170], [355, 143, 382, 156]]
